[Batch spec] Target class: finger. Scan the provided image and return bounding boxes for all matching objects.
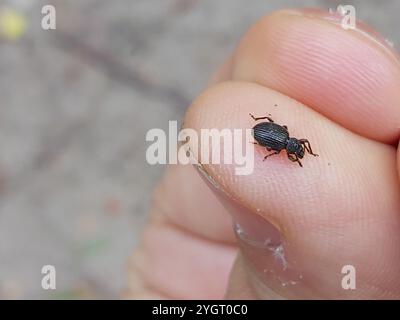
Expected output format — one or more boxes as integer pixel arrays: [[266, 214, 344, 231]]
[[126, 164, 237, 299], [185, 81, 400, 299], [232, 9, 400, 143], [128, 216, 237, 299], [151, 164, 236, 244]]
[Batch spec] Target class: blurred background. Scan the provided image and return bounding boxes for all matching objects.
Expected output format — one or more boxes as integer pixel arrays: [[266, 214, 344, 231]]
[[0, 0, 399, 299]]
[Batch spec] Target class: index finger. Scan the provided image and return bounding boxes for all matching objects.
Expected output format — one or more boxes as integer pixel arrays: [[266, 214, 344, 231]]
[[232, 9, 400, 143]]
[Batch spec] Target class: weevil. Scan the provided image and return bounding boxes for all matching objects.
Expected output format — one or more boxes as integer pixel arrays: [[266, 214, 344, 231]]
[[250, 113, 318, 167]]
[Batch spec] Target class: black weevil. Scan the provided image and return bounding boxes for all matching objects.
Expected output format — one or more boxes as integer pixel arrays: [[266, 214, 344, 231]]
[[250, 113, 318, 167]]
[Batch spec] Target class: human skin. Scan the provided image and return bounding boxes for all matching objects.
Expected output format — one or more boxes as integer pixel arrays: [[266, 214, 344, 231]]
[[127, 9, 400, 299]]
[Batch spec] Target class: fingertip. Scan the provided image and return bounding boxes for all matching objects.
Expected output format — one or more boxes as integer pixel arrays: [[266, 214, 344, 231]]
[[232, 9, 400, 142], [184, 81, 400, 298]]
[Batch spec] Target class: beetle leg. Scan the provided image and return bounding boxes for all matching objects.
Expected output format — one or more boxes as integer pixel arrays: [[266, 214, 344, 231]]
[[263, 150, 280, 161], [299, 139, 318, 156], [288, 154, 303, 167], [282, 125, 288, 130], [249, 113, 274, 122], [250, 142, 258, 145], [249, 113, 268, 121]]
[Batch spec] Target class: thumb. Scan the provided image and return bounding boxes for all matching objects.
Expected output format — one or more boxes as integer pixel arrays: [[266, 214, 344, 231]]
[[185, 82, 400, 299]]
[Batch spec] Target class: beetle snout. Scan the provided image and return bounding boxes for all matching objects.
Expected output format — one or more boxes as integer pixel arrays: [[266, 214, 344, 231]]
[[297, 147, 305, 159]]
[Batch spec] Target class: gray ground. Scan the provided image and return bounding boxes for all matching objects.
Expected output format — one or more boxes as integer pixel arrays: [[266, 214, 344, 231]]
[[0, 0, 399, 299]]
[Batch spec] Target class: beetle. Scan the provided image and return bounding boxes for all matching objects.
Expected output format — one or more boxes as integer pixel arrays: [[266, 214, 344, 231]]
[[250, 113, 318, 167]]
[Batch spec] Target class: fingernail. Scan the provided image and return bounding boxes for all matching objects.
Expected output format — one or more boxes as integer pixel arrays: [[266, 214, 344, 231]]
[[281, 8, 399, 62]]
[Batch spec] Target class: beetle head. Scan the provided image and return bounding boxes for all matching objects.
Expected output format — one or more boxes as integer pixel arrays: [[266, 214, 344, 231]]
[[286, 138, 305, 158]]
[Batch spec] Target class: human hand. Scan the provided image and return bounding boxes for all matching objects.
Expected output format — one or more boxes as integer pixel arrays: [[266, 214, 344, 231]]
[[127, 8, 400, 299]]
